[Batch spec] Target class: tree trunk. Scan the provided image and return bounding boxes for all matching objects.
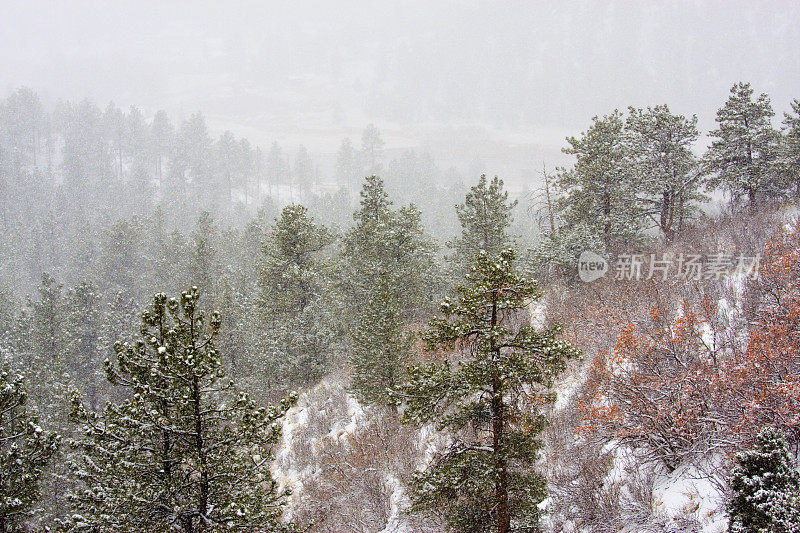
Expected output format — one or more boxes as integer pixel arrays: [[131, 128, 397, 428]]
[[661, 189, 673, 243], [603, 185, 612, 249], [192, 375, 209, 529], [543, 166, 556, 238], [490, 293, 511, 533], [162, 400, 172, 483], [492, 374, 510, 533]]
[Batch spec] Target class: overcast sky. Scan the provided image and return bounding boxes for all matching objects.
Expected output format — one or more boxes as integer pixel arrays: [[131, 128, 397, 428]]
[[2, 0, 799, 184]]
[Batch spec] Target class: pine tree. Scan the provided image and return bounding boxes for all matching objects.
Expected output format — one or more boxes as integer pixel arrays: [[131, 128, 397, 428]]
[[65, 288, 295, 532], [780, 99, 800, 197], [1, 87, 44, 172], [394, 249, 580, 533], [360, 124, 384, 175], [123, 105, 153, 216], [0, 352, 60, 532], [335, 137, 358, 191], [266, 142, 289, 196], [349, 276, 412, 407], [215, 130, 238, 206], [259, 204, 332, 323], [179, 112, 213, 205], [98, 218, 145, 299], [257, 204, 335, 391], [555, 110, 640, 249], [149, 110, 174, 185], [10, 274, 72, 429], [704, 82, 782, 208], [533, 221, 606, 279], [189, 211, 219, 299], [293, 145, 314, 197], [727, 426, 800, 533], [625, 104, 704, 242], [448, 175, 516, 277], [341, 176, 440, 323], [63, 282, 106, 411]]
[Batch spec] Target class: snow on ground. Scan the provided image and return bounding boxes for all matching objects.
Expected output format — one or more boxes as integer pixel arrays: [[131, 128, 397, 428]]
[[552, 371, 582, 411], [597, 446, 729, 532], [272, 374, 425, 532], [273, 377, 365, 513], [529, 298, 547, 329], [273, 390, 310, 509], [651, 463, 728, 533], [378, 473, 413, 533]]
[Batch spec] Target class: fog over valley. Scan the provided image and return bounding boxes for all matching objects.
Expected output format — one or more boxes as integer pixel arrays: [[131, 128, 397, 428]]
[[3, 1, 799, 187]]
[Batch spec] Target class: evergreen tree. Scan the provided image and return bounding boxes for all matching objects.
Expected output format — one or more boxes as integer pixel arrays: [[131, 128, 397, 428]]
[[448, 175, 516, 278], [360, 124, 384, 175], [266, 142, 289, 196], [102, 102, 125, 181], [293, 145, 314, 197], [57, 99, 111, 207], [727, 426, 800, 533], [22, 273, 65, 363], [341, 176, 440, 323], [149, 110, 173, 185], [532, 221, 606, 280], [125, 106, 152, 215], [8, 275, 80, 523], [0, 284, 15, 335], [63, 282, 106, 410], [555, 110, 640, 249], [394, 249, 580, 533], [0, 352, 60, 532], [237, 138, 255, 205], [780, 98, 800, 197], [189, 211, 219, 299], [704, 82, 782, 208], [1, 87, 44, 174], [259, 204, 332, 324], [179, 112, 213, 205], [10, 274, 73, 430], [98, 218, 144, 299], [335, 137, 358, 191], [625, 104, 704, 242], [215, 130, 238, 206], [349, 276, 412, 407], [65, 288, 295, 532], [258, 204, 335, 391]]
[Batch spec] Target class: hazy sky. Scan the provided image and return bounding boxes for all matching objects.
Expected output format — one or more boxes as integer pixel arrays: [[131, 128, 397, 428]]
[[2, 0, 799, 184]]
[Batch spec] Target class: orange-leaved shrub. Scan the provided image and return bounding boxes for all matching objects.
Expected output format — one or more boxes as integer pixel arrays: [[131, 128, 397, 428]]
[[720, 218, 800, 445], [579, 218, 800, 468]]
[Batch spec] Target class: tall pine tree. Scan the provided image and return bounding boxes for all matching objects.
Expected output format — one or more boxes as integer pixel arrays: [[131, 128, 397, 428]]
[[259, 204, 332, 323], [395, 249, 579, 533], [625, 104, 704, 242], [781, 98, 800, 197], [704, 82, 782, 208], [341, 176, 440, 324], [448, 175, 516, 278], [349, 275, 412, 407], [555, 110, 640, 249], [65, 288, 295, 532], [258, 204, 335, 391]]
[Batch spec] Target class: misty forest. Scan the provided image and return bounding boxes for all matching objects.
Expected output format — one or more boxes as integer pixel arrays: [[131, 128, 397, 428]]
[[2, 3, 800, 533]]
